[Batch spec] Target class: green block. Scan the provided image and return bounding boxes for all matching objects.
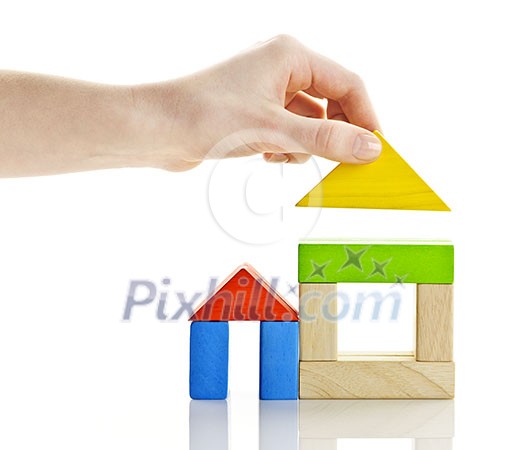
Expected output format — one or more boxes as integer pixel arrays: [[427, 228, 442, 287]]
[[298, 240, 454, 284]]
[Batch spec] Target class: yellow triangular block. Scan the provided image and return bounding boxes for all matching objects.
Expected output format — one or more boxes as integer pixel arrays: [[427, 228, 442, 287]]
[[296, 131, 450, 211]]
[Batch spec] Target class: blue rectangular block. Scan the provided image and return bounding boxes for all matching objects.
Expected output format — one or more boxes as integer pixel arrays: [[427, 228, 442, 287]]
[[259, 321, 299, 400], [190, 322, 229, 400]]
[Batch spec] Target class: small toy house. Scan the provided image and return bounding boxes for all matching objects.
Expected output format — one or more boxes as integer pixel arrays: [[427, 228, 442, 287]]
[[189, 264, 299, 400]]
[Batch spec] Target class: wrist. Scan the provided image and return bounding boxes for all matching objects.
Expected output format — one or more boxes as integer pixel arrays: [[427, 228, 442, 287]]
[[125, 79, 199, 171]]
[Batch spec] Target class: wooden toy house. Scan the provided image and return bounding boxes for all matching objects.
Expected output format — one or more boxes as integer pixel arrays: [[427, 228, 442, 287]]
[[189, 132, 454, 400], [189, 264, 299, 400]]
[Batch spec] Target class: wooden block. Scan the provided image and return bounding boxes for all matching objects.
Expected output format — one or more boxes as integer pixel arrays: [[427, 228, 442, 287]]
[[189, 322, 229, 400], [190, 400, 229, 450], [299, 283, 338, 361], [190, 264, 298, 321], [300, 358, 454, 399], [296, 131, 450, 211], [417, 285, 454, 361], [298, 241, 454, 284], [260, 401, 298, 450], [260, 321, 299, 400], [299, 399, 454, 438]]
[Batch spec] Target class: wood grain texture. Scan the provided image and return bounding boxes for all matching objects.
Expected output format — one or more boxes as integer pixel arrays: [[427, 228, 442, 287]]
[[300, 359, 455, 399], [299, 283, 338, 361], [417, 284, 454, 362], [296, 131, 450, 211], [298, 241, 454, 284], [299, 399, 454, 438]]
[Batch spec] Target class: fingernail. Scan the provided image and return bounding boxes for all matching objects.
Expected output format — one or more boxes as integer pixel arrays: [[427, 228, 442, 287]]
[[352, 133, 382, 161], [267, 153, 289, 163]]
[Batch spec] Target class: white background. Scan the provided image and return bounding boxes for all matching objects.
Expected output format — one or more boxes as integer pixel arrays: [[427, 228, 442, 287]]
[[1, 1, 524, 448]]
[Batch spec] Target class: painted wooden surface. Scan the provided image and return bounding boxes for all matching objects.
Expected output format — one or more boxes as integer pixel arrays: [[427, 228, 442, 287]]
[[260, 321, 299, 400], [190, 264, 298, 321], [189, 322, 229, 399], [296, 131, 450, 211], [299, 241, 454, 284]]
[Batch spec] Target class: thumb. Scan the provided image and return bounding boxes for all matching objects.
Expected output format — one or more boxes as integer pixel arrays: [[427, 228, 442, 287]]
[[282, 111, 382, 163]]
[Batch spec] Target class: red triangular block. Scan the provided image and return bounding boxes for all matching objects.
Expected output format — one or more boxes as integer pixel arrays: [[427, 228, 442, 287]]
[[190, 264, 298, 322]]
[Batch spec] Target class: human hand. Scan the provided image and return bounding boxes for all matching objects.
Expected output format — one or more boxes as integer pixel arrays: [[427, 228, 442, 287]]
[[133, 35, 382, 171], [0, 35, 381, 177]]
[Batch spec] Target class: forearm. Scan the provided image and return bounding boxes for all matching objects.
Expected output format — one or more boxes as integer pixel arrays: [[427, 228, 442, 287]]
[[1, 38, 382, 177], [0, 71, 167, 177]]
